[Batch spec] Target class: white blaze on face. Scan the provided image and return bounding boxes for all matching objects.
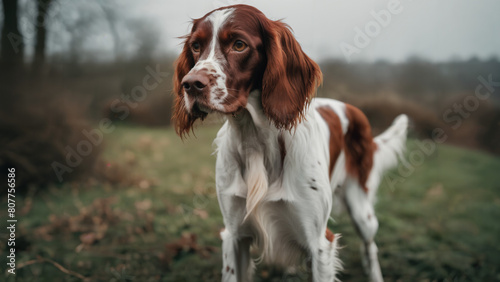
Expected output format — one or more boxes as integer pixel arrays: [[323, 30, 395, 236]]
[[185, 8, 234, 112]]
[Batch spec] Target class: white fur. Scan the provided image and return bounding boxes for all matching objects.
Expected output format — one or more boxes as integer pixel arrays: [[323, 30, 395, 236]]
[[368, 114, 408, 202], [213, 95, 407, 281], [183, 92, 193, 112]]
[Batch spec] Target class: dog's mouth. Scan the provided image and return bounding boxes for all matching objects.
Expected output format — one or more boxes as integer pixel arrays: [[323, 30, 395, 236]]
[[191, 101, 243, 120], [191, 102, 212, 120]]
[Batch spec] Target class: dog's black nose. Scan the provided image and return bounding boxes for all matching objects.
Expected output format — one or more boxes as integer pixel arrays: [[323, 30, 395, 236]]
[[181, 73, 209, 96]]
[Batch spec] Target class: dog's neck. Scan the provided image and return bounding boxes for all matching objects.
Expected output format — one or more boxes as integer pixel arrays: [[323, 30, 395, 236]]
[[227, 90, 283, 181], [229, 90, 270, 135]]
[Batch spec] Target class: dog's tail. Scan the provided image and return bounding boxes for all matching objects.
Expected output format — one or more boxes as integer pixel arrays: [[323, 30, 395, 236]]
[[373, 114, 408, 172], [367, 114, 408, 196]]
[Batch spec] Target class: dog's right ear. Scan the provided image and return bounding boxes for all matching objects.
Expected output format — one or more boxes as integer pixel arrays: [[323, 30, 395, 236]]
[[259, 19, 322, 131], [172, 38, 196, 138]]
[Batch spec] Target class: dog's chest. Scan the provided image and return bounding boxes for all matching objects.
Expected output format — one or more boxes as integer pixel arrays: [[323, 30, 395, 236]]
[[244, 200, 308, 266]]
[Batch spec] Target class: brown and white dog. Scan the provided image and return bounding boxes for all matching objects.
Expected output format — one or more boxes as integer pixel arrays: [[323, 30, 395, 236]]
[[172, 5, 407, 282]]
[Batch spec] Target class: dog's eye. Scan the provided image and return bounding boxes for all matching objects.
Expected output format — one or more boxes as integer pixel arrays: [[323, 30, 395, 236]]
[[192, 42, 200, 53], [232, 40, 247, 52]]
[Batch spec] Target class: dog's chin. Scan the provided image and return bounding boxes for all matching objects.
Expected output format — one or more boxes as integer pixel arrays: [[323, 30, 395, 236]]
[[191, 103, 211, 120], [191, 103, 243, 120]]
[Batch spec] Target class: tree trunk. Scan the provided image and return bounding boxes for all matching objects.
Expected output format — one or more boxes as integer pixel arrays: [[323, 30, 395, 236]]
[[1, 0, 24, 71], [32, 0, 52, 74], [101, 4, 121, 62]]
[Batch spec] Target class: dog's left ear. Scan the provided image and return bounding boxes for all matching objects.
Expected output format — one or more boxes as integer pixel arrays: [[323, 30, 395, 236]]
[[260, 19, 322, 130], [172, 39, 197, 138]]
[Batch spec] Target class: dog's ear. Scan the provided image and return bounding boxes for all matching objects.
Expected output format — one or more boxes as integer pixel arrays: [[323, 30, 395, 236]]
[[260, 19, 322, 130], [172, 38, 197, 138]]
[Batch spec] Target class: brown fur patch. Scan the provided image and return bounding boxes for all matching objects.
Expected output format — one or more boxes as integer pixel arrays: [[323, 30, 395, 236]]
[[344, 104, 376, 193], [325, 228, 335, 242], [317, 106, 344, 178], [258, 9, 323, 130]]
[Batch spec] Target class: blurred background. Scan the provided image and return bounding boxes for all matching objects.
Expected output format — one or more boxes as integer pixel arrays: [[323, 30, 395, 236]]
[[1, 0, 499, 281]]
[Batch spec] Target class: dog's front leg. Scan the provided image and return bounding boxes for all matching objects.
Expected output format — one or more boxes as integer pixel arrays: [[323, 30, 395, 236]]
[[218, 193, 254, 282], [221, 227, 253, 282], [216, 153, 254, 282]]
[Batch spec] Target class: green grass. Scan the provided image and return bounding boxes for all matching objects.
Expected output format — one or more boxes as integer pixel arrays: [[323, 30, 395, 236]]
[[2, 124, 500, 281]]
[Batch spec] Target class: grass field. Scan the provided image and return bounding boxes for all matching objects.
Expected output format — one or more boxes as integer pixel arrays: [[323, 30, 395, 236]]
[[2, 124, 500, 281]]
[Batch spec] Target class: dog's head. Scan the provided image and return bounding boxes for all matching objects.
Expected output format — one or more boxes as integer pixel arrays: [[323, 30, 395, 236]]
[[173, 4, 322, 136]]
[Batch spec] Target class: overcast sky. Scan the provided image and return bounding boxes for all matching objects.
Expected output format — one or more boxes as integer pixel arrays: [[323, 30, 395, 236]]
[[124, 0, 500, 63], [11, 0, 497, 63]]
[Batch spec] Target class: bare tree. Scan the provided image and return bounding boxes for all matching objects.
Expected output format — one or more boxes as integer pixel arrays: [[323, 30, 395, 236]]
[[1, 0, 24, 71], [100, 1, 122, 61], [128, 19, 159, 64], [32, 0, 52, 74]]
